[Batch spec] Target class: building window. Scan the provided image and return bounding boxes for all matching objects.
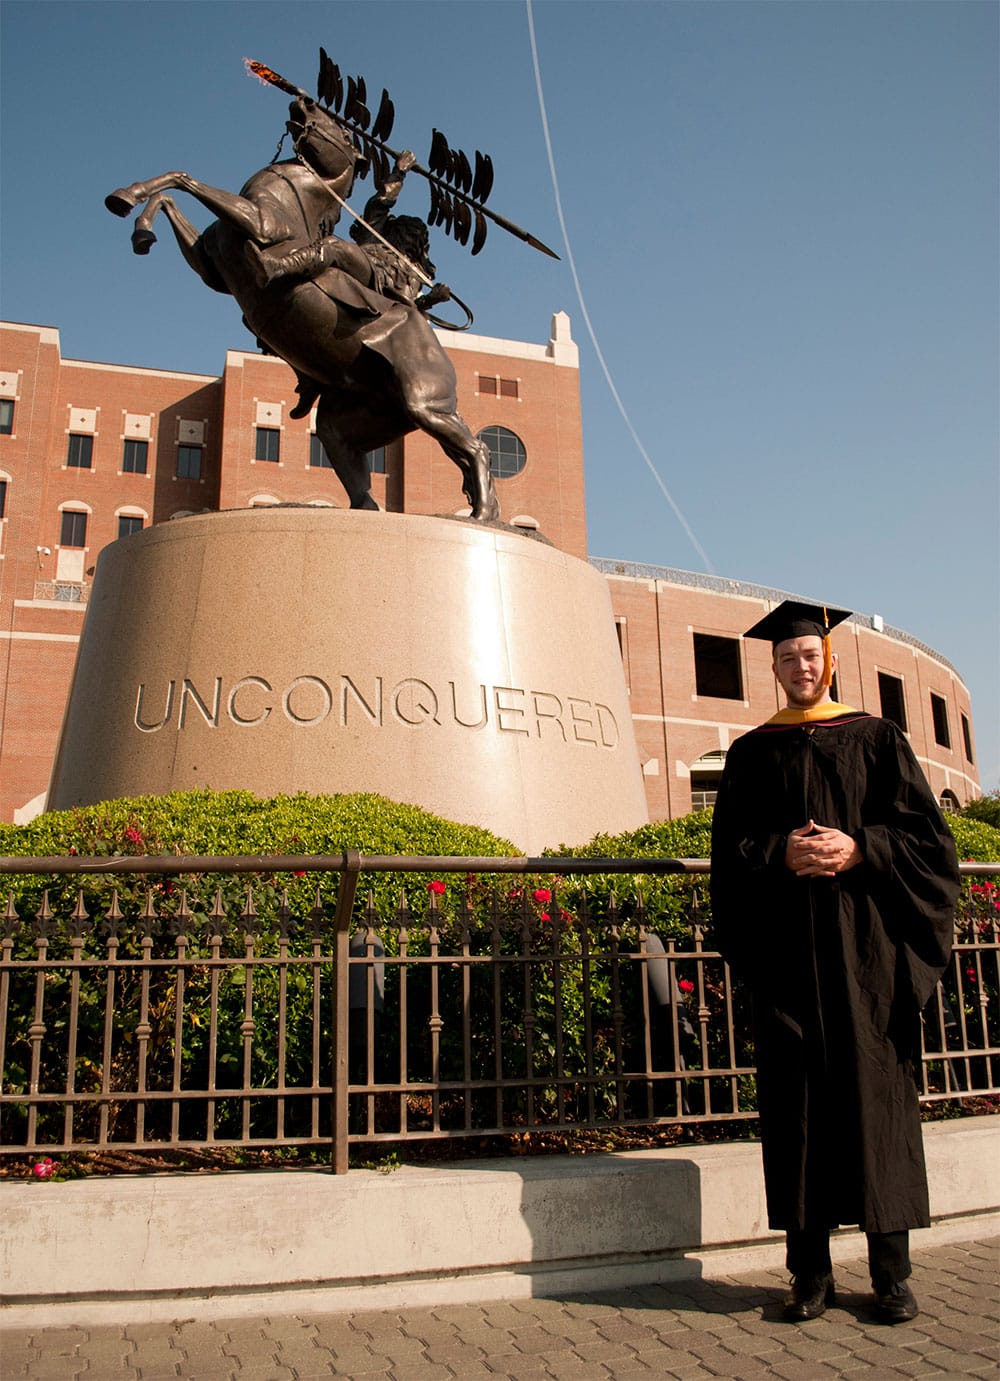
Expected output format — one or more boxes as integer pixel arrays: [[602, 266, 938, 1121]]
[[255, 427, 281, 463], [961, 712, 974, 764], [0, 479, 6, 520], [117, 515, 144, 539], [60, 510, 88, 547], [0, 400, 13, 435], [693, 633, 743, 700], [368, 447, 387, 475], [478, 425, 527, 479], [939, 791, 959, 815], [66, 434, 93, 469], [122, 439, 148, 474], [930, 693, 951, 750], [477, 375, 519, 399], [877, 671, 907, 731], [690, 749, 727, 811], [177, 445, 202, 480], [309, 434, 333, 468], [614, 617, 630, 690]]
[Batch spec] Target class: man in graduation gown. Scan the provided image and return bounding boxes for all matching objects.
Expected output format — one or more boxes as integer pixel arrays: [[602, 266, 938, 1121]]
[[710, 601, 958, 1324]]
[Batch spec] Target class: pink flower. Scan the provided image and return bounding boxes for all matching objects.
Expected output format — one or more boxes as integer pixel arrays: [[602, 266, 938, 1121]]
[[427, 880, 446, 895], [32, 1157, 55, 1180], [533, 888, 552, 904], [678, 979, 695, 994], [124, 826, 144, 845], [539, 912, 551, 923], [965, 967, 978, 982]]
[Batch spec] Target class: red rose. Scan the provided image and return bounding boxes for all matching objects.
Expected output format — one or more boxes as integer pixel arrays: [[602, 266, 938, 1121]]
[[427, 879, 446, 895], [678, 979, 695, 994], [533, 888, 552, 904], [539, 912, 551, 922]]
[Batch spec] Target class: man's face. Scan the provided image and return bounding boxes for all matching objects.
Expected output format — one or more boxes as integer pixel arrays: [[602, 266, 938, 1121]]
[[772, 635, 835, 708]]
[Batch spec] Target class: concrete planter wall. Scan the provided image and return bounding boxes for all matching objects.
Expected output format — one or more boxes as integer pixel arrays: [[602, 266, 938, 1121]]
[[2, 1119, 997, 1326]]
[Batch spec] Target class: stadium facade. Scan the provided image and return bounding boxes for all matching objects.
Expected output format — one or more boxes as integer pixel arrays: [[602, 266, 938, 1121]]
[[0, 316, 980, 824]]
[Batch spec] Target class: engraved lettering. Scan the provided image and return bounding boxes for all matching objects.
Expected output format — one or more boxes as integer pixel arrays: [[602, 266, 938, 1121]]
[[179, 677, 221, 729], [596, 703, 619, 748], [495, 686, 529, 735], [131, 672, 618, 750], [531, 691, 566, 741], [282, 676, 333, 726], [393, 678, 440, 726], [450, 680, 489, 730], [228, 677, 272, 726], [341, 675, 382, 726], [135, 680, 174, 732], [568, 697, 597, 745]]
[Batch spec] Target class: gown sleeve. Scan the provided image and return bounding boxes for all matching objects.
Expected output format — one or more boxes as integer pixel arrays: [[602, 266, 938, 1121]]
[[709, 736, 787, 982], [853, 721, 960, 1006]]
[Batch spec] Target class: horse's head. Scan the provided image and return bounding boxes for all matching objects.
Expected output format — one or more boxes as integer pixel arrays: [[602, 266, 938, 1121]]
[[286, 97, 361, 187]]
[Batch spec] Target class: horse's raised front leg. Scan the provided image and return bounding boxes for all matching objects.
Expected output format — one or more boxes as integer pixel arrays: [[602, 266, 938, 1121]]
[[132, 194, 228, 294], [106, 172, 268, 243]]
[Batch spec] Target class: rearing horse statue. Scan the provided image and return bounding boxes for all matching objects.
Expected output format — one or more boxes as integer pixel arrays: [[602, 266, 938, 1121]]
[[106, 92, 501, 520]]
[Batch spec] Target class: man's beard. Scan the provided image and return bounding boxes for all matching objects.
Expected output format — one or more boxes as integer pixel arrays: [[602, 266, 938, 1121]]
[[786, 680, 828, 708]]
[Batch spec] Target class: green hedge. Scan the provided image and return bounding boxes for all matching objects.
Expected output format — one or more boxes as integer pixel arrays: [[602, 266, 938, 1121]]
[[0, 789, 518, 925]]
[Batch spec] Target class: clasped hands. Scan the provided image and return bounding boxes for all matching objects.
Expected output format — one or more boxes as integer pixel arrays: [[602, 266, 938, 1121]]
[[784, 821, 863, 877]]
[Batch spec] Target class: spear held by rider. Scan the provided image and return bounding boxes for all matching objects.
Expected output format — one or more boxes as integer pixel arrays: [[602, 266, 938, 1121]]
[[244, 56, 560, 261]]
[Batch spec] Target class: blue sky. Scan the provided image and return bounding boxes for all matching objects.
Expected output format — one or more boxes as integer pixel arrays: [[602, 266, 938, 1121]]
[[2, 0, 997, 788]]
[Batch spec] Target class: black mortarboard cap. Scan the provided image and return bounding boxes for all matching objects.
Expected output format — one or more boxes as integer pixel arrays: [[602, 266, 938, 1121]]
[[743, 600, 851, 647]]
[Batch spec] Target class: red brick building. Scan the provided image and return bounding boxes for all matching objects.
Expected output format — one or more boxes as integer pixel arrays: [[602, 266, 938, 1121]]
[[0, 316, 980, 823]]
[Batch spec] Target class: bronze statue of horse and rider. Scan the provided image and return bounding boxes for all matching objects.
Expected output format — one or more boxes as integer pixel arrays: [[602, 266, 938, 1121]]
[[105, 53, 557, 522]]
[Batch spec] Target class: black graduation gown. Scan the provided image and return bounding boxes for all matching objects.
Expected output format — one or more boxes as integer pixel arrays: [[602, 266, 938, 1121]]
[[710, 710, 959, 1234]]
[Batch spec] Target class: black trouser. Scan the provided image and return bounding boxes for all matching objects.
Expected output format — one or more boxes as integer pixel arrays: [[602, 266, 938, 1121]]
[[785, 1228, 912, 1289]]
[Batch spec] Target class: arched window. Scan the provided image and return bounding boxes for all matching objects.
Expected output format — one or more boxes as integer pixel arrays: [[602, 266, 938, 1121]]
[[939, 790, 960, 815], [114, 504, 148, 540], [477, 426, 527, 479], [690, 749, 727, 811]]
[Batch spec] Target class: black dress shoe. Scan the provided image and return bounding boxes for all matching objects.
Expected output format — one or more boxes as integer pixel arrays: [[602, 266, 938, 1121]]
[[783, 1273, 835, 1321], [873, 1280, 918, 1323]]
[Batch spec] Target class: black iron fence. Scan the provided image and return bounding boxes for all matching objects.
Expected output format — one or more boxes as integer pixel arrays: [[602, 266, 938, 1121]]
[[1, 855, 997, 1172]]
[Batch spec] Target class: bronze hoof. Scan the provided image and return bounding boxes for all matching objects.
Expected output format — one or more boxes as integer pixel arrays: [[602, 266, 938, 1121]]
[[105, 188, 140, 217], [131, 227, 157, 255]]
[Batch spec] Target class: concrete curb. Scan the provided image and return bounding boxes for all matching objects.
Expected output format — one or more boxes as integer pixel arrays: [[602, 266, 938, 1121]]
[[3, 1118, 997, 1326]]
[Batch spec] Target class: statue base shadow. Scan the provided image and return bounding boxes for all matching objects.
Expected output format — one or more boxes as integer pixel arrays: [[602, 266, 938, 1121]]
[[48, 509, 648, 852]]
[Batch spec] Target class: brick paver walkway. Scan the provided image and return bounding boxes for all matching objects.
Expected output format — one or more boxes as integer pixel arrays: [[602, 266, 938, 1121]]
[[2, 1236, 997, 1379]]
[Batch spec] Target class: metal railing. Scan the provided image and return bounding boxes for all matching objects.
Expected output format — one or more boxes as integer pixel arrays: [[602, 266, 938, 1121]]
[[1, 855, 996, 1171]]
